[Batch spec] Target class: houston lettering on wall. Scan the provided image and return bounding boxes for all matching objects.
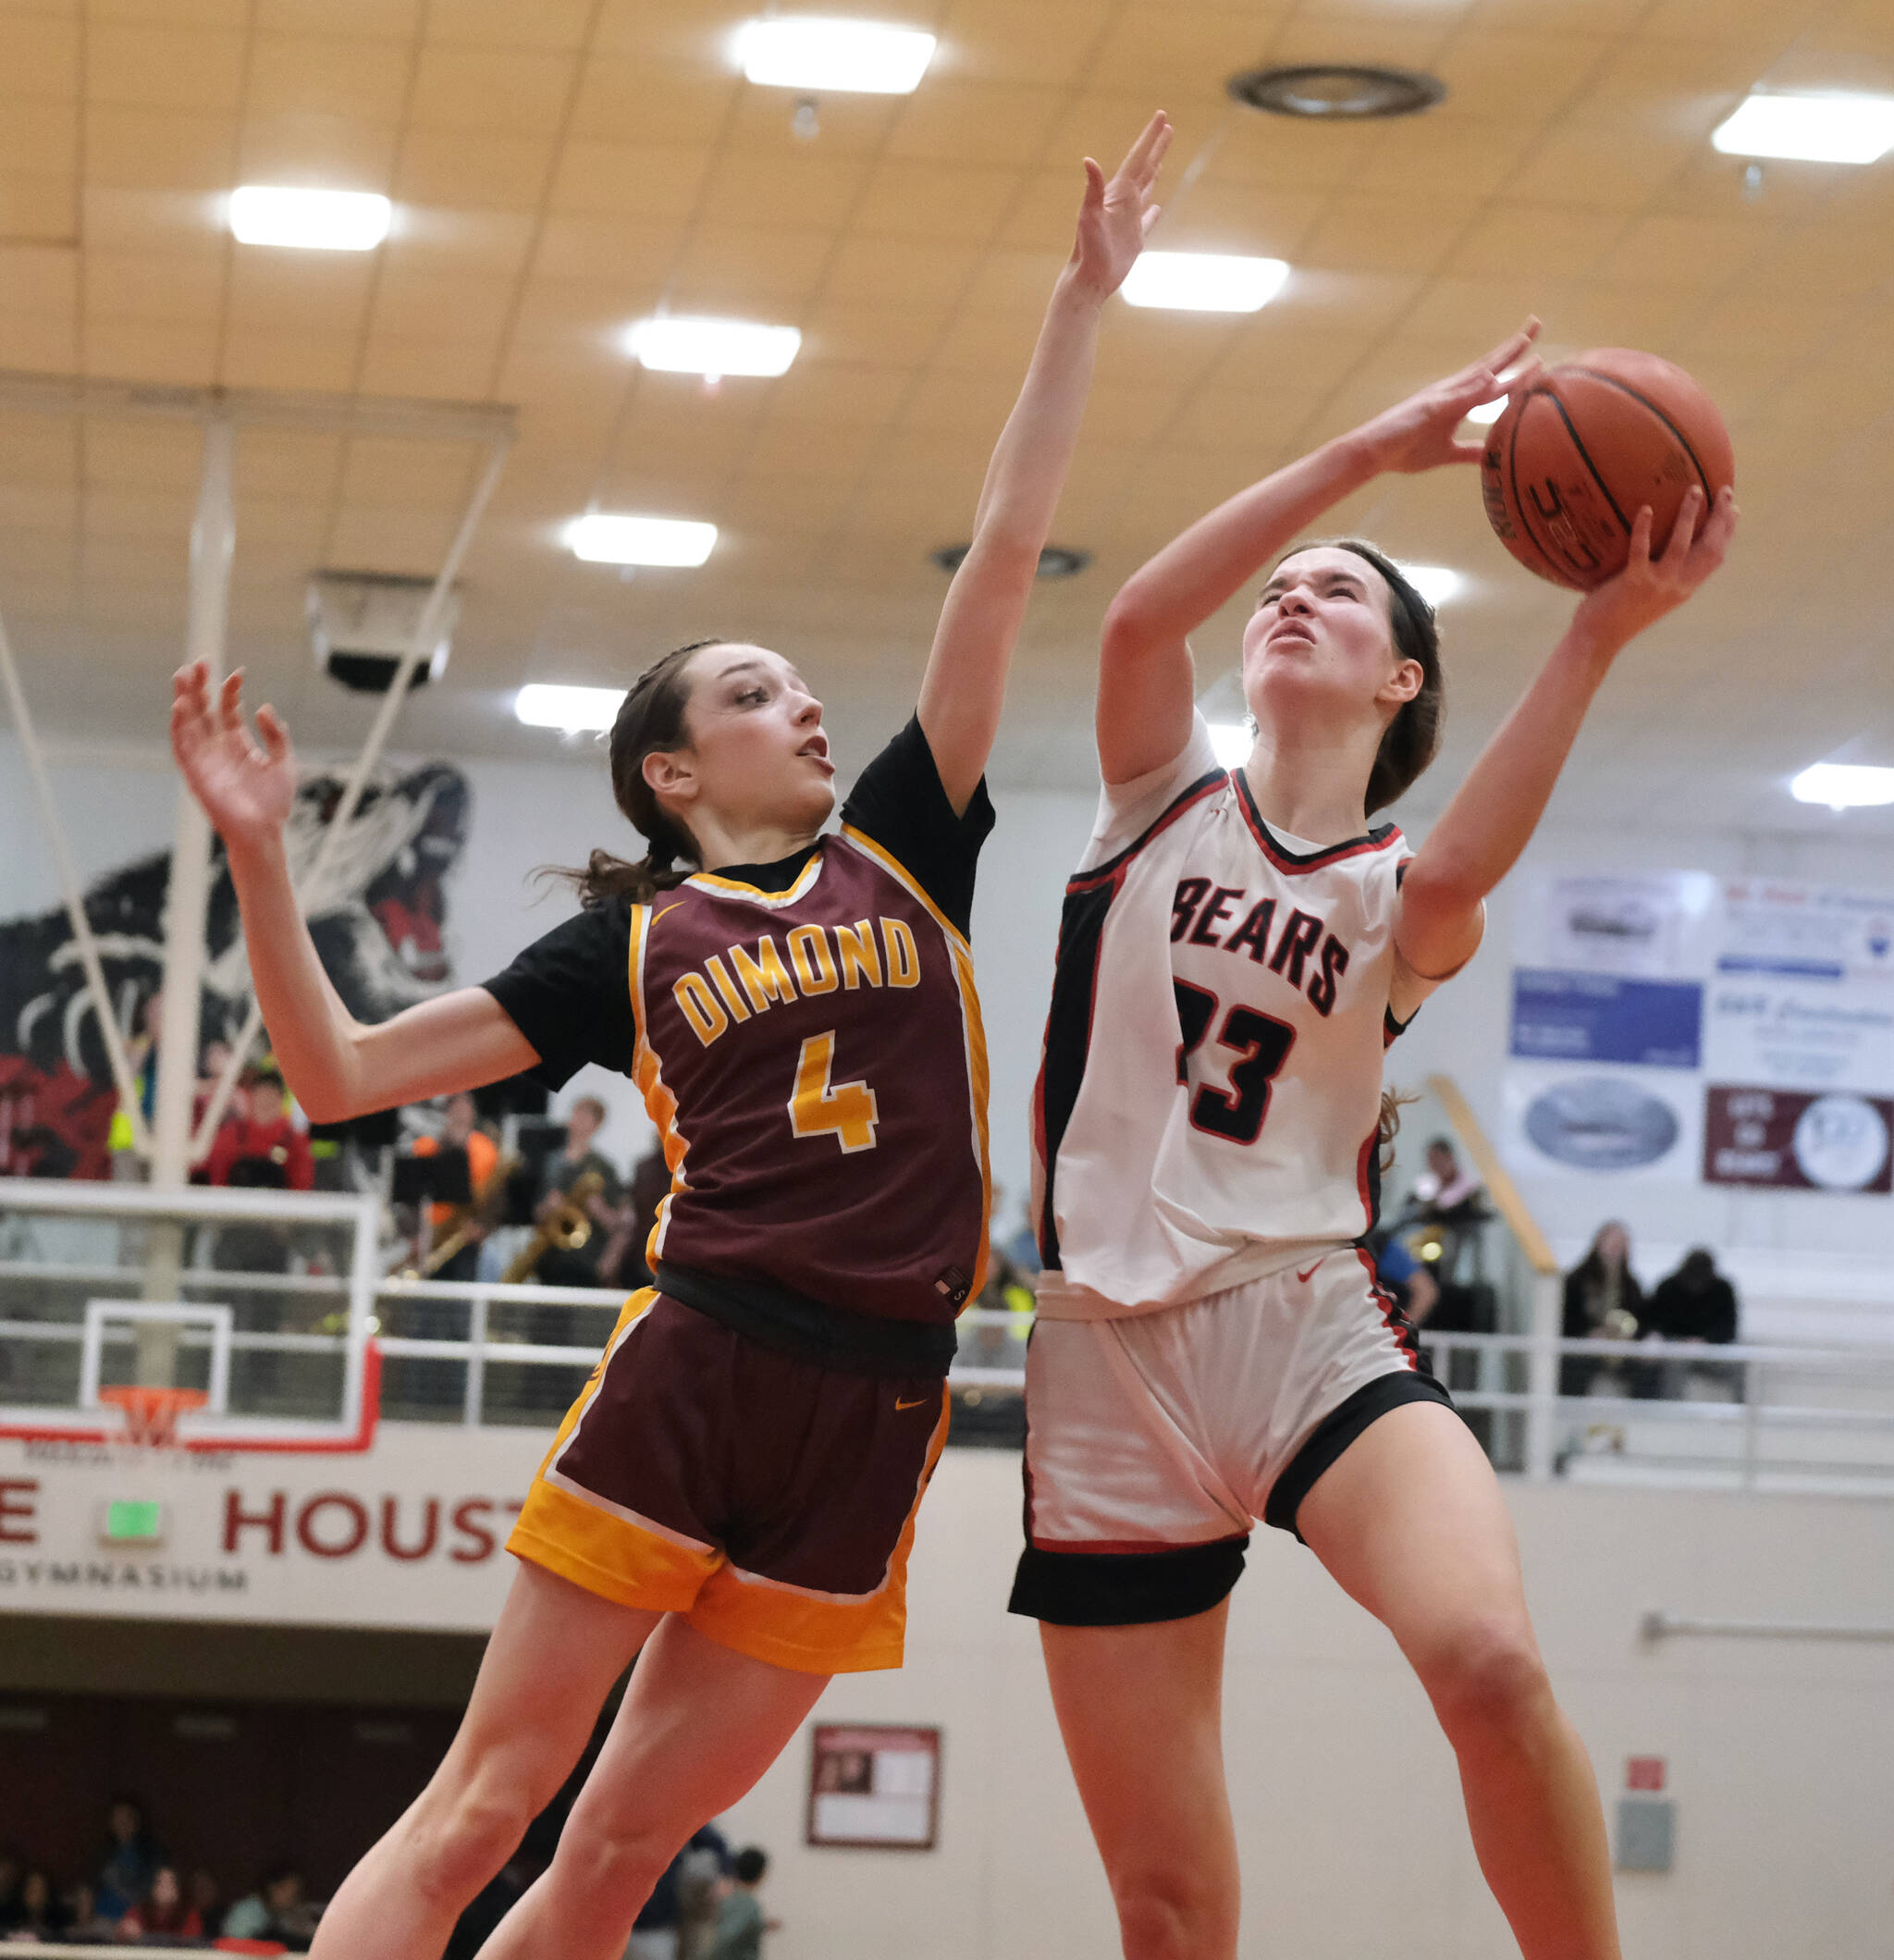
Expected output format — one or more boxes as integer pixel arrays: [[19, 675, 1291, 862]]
[[0, 1424, 548, 1630]]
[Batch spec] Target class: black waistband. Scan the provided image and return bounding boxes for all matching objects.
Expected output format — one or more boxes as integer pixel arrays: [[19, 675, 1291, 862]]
[[655, 1262, 957, 1381]]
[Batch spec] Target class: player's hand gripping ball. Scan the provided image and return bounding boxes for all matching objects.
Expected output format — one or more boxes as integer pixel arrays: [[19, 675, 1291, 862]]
[[1479, 349, 1734, 590]]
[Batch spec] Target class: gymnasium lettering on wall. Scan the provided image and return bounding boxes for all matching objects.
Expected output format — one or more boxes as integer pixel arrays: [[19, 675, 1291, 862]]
[[0, 761, 471, 1177]]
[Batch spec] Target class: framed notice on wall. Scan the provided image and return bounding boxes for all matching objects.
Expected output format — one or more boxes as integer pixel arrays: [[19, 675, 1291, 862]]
[[806, 1723, 941, 1850]]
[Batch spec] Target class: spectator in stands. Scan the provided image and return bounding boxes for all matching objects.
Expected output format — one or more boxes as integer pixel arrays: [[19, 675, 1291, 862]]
[[1561, 1221, 1646, 1398], [204, 1062, 314, 1191], [0, 1866, 64, 1938], [188, 1867, 225, 1941], [92, 1796, 161, 1919], [120, 1865, 203, 1941], [1373, 1232, 1439, 1327], [706, 1847, 776, 1960], [1405, 1135, 1487, 1280], [59, 1881, 116, 1942], [1645, 1248, 1741, 1400], [224, 1866, 320, 1949], [674, 1823, 732, 1960]]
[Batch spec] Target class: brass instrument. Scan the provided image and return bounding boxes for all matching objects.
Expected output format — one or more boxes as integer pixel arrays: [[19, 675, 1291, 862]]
[[386, 1148, 518, 1280], [504, 1168, 607, 1284]]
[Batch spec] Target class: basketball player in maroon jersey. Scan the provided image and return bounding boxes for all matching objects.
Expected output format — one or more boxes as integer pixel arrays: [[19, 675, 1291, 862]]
[[170, 115, 1172, 1960]]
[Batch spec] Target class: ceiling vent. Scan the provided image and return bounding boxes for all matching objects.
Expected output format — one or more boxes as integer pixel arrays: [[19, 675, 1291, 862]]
[[308, 572, 459, 694], [1228, 64, 1445, 120], [930, 544, 1091, 579]]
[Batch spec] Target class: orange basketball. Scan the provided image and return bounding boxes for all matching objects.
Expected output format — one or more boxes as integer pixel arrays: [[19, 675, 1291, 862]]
[[1479, 349, 1734, 590]]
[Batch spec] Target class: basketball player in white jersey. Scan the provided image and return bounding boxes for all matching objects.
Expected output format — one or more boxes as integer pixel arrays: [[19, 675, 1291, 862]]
[[1014, 320, 1737, 1960]]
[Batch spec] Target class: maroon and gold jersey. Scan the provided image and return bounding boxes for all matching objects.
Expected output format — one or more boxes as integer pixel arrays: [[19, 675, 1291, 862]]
[[484, 719, 993, 1331]]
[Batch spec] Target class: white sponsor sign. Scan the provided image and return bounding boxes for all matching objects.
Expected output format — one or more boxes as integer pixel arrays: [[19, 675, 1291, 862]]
[[0, 1423, 548, 1630]]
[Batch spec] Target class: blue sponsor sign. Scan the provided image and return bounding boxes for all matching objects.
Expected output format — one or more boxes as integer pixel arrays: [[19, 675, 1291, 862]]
[[1509, 969, 1703, 1069]]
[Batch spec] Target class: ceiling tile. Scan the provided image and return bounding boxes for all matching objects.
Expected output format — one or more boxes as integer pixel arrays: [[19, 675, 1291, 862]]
[[546, 141, 710, 222], [0, 239, 75, 312], [852, 159, 1024, 244], [236, 114, 401, 190], [84, 107, 235, 191], [696, 143, 874, 232], [246, 32, 413, 126], [669, 225, 839, 307], [86, 23, 247, 113], [255, 0, 424, 39], [380, 207, 536, 277], [81, 315, 217, 384], [0, 12, 80, 100], [884, 80, 1068, 166], [568, 55, 739, 147], [1445, 201, 1626, 279], [0, 171, 75, 241], [224, 249, 377, 336], [394, 128, 558, 211], [528, 215, 683, 292], [823, 232, 981, 311], [217, 327, 361, 392], [0, 100, 78, 177], [935, 2, 1119, 89], [84, 251, 222, 324], [425, 0, 597, 51], [0, 305, 75, 371], [80, 421, 203, 490], [1598, 213, 1771, 290], [1433, 29, 1617, 121], [371, 265, 515, 342], [407, 43, 578, 136], [90, 0, 246, 26]]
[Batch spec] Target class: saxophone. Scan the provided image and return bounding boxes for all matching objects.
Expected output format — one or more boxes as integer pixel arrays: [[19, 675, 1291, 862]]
[[504, 1168, 607, 1284]]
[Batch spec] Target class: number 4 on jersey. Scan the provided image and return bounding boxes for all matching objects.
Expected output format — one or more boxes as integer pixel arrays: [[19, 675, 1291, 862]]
[[788, 1031, 879, 1153]]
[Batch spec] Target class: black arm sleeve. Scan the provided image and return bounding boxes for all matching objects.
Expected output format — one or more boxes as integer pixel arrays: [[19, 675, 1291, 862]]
[[479, 900, 636, 1091], [838, 715, 996, 939]]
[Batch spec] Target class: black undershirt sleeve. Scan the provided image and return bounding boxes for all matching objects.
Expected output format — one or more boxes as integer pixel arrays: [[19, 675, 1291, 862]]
[[479, 898, 637, 1091], [838, 714, 996, 939]]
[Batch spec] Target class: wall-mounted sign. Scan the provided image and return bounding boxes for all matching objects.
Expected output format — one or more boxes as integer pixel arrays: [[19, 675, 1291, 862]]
[[1703, 1087, 1894, 1193], [806, 1722, 941, 1851]]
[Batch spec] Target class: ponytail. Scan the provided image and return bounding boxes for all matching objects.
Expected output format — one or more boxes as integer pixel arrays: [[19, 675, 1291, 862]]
[[544, 638, 723, 908], [1378, 1086, 1417, 1175]]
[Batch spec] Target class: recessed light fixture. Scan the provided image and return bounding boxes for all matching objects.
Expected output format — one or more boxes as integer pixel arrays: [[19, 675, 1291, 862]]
[[1398, 563, 1465, 608], [1229, 63, 1445, 121], [1463, 398, 1507, 426], [735, 17, 936, 94], [228, 185, 391, 251], [1712, 91, 1894, 165], [1208, 721, 1254, 768], [1122, 252, 1290, 314], [627, 315, 802, 379], [930, 543, 1092, 579], [1789, 761, 1894, 810], [567, 514, 718, 567], [516, 684, 625, 734]]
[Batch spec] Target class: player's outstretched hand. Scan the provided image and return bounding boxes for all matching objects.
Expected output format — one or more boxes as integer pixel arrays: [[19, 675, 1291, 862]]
[[1068, 110, 1172, 300], [1355, 319, 1544, 475], [170, 660, 298, 851], [1569, 484, 1739, 655]]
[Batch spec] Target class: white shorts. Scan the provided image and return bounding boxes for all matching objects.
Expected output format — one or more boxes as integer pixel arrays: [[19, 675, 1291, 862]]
[[1010, 1246, 1454, 1626]]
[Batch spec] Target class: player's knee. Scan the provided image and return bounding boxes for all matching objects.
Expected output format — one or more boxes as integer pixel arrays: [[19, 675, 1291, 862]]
[[1421, 1615, 1550, 1744], [409, 1774, 544, 1905], [1111, 1867, 1236, 1960], [552, 1808, 678, 1909]]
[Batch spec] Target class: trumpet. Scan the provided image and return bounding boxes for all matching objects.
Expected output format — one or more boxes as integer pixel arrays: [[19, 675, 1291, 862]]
[[505, 1168, 607, 1284]]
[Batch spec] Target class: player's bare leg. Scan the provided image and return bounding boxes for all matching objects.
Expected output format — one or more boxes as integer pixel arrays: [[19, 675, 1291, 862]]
[[1298, 1400, 1619, 1960], [309, 1564, 658, 1960], [474, 1614, 830, 1960], [1039, 1601, 1240, 1960]]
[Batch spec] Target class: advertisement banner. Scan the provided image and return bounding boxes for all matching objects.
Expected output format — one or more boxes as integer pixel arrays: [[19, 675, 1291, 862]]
[[1703, 1087, 1894, 1193]]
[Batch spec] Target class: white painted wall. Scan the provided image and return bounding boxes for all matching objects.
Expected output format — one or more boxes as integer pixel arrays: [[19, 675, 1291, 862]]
[[719, 1448, 1894, 1960]]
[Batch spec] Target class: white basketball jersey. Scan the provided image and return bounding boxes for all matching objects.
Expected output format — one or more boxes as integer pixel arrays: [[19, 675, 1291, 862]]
[[1030, 715, 1442, 1320]]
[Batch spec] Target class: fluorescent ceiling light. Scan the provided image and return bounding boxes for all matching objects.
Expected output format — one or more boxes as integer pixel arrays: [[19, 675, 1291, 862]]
[[228, 185, 391, 251], [516, 684, 625, 734], [1711, 91, 1894, 165], [735, 17, 936, 93], [568, 514, 718, 567], [1398, 563, 1465, 608], [1463, 397, 1507, 425], [1122, 252, 1290, 314], [627, 315, 802, 378], [1789, 762, 1894, 811], [1208, 721, 1254, 769]]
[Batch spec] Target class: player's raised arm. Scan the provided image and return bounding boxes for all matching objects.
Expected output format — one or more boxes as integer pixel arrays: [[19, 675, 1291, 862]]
[[1097, 323, 1543, 783], [1396, 485, 1739, 980], [169, 662, 536, 1123], [916, 111, 1171, 814]]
